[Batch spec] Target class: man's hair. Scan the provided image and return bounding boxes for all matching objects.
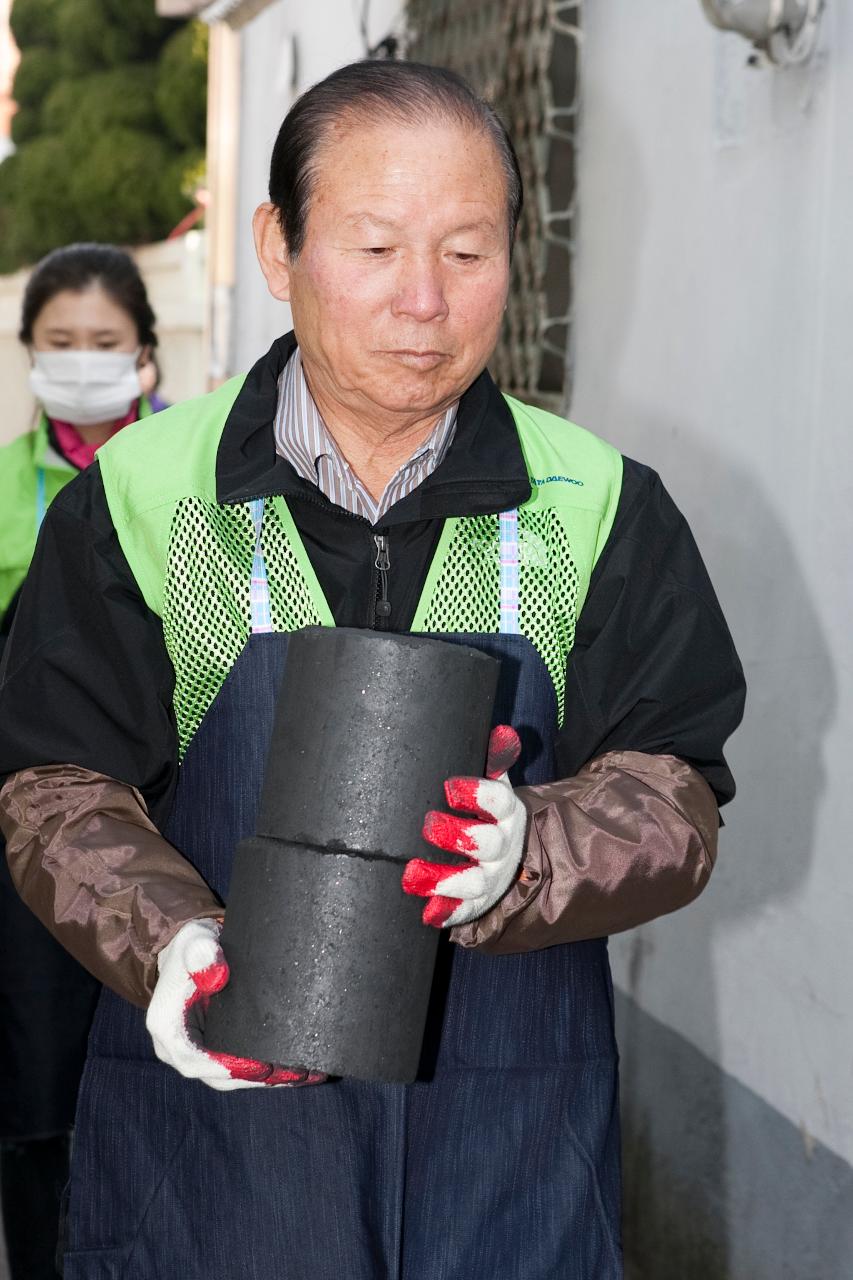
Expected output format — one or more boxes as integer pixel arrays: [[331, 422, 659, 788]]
[[268, 60, 523, 259]]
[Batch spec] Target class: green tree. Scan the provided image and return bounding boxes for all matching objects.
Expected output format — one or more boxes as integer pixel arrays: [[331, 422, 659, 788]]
[[0, 138, 84, 271], [0, 1, 208, 270], [55, 0, 175, 75], [43, 66, 161, 140], [9, 46, 63, 107], [156, 22, 208, 150], [8, 0, 61, 50]]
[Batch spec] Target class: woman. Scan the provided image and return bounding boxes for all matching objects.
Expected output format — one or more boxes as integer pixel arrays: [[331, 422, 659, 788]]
[[0, 243, 165, 1280], [0, 242, 166, 632]]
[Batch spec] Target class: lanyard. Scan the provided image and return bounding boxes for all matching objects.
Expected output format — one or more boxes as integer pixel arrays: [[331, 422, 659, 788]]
[[249, 498, 272, 634], [498, 509, 520, 635], [35, 466, 47, 535]]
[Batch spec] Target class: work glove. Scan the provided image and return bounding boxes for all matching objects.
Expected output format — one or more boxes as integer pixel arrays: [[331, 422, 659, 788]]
[[402, 725, 526, 928], [146, 918, 326, 1091]]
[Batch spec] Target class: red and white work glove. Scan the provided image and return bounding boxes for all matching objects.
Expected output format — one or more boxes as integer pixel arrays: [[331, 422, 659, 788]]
[[402, 725, 527, 928], [146, 918, 326, 1091]]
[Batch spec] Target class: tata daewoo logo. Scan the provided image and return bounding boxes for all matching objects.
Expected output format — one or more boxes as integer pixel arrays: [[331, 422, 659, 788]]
[[530, 474, 584, 487]]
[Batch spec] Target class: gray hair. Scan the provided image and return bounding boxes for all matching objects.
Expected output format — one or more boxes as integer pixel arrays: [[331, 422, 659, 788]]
[[268, 60, 523, 259]]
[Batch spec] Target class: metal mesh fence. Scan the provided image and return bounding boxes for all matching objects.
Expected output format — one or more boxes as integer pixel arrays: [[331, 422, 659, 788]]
[[406, 0, 581, 409]]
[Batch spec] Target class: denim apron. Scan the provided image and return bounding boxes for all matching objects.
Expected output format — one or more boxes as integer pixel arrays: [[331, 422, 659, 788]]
[[63, 507, 622, 1280]]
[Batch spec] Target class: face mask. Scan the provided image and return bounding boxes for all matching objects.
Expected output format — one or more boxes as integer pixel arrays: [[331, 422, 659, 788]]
[[29, 349, 142, 426]]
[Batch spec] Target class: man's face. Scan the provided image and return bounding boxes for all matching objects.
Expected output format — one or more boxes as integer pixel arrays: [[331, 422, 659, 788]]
[[261, 115, 511, 425]]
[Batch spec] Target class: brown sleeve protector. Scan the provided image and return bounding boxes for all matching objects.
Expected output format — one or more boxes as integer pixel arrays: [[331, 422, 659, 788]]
[[451, 751, 719, 954], [0, 765, 222, 1007]]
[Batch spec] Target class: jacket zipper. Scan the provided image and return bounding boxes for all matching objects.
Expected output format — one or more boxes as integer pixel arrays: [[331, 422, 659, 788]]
[[228, 491, 390, 630], [373, 533, 391, 629]]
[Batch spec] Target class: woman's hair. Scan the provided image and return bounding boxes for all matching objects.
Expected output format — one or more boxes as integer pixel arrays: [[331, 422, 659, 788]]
[[19, 243, 158, 348], [269, 60, 523, 260]]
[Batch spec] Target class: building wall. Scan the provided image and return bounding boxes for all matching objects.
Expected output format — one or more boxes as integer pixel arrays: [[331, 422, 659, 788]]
[[0, 233, 207, 446], [229, 0, 402, 374], [570, 2, 853, 1273]]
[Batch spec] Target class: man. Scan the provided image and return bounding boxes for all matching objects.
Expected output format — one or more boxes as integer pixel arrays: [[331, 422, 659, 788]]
[[0, 62, 744, 1279]]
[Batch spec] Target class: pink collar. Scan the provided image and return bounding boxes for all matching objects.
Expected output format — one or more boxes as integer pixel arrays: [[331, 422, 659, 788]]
[[50, 402, 139, 470]]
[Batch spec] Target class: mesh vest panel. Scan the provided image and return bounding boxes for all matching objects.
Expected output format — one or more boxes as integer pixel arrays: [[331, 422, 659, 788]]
[[418, 507, 580, 725], [163, 498, 323, 758], [263, 499, 327, 636]]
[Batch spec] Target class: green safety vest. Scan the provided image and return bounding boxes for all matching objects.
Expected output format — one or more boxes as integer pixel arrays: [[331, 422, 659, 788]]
[[0, 400, 154, 618], [98, 377, 623, 760], [0, 415, 73, 616]]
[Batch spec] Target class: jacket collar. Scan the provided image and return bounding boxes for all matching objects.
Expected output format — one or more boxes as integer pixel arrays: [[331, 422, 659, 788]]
[[216, 332, 531, 524], [35, 395, 155, 473], [32, 413, 72, 473]]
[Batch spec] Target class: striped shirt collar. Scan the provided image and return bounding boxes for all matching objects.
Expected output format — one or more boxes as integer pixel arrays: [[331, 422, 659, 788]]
[[272, 347, 458, 524]]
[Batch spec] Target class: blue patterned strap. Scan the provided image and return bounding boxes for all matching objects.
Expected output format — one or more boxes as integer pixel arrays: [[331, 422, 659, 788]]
[[249, 498, 273, 634], [498, 508, 520, 635]]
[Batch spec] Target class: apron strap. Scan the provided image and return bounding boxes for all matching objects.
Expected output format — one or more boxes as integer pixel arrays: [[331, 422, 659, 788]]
[[35, 466, 47, 536], [249, 498, 273, 634], [498, 508, 520, 635], [248, 501, 520, 636]]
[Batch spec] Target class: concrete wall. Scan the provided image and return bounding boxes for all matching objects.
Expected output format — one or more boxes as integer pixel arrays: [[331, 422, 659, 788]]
[[570, 2, 853, 1273], [0, 266, 31, 446], [0, 232, 207, 446], [229, 0, 403, 374]]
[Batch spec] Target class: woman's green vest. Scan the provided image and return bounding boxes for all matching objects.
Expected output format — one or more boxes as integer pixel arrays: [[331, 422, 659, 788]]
[[98, 377, 623, 760], [0, 401, 154, 617]]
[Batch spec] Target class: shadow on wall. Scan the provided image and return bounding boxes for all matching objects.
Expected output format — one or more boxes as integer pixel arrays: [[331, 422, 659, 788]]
[[571, 86, 840, 1278], [616, 427, 836, 1279]]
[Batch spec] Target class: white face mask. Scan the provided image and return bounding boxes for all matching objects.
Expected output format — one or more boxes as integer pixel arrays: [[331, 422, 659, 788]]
[[29, 349, 142, 426]]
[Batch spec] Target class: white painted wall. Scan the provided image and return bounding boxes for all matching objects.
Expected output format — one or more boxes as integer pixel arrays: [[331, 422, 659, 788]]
[[571, 2, 852, 1164], [0, 266, 32, 445], [230, 0, 404, 374]]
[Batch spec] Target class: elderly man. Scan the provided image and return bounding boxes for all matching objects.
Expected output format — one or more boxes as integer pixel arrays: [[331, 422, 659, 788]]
[[0, 61, 743, 1280]]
